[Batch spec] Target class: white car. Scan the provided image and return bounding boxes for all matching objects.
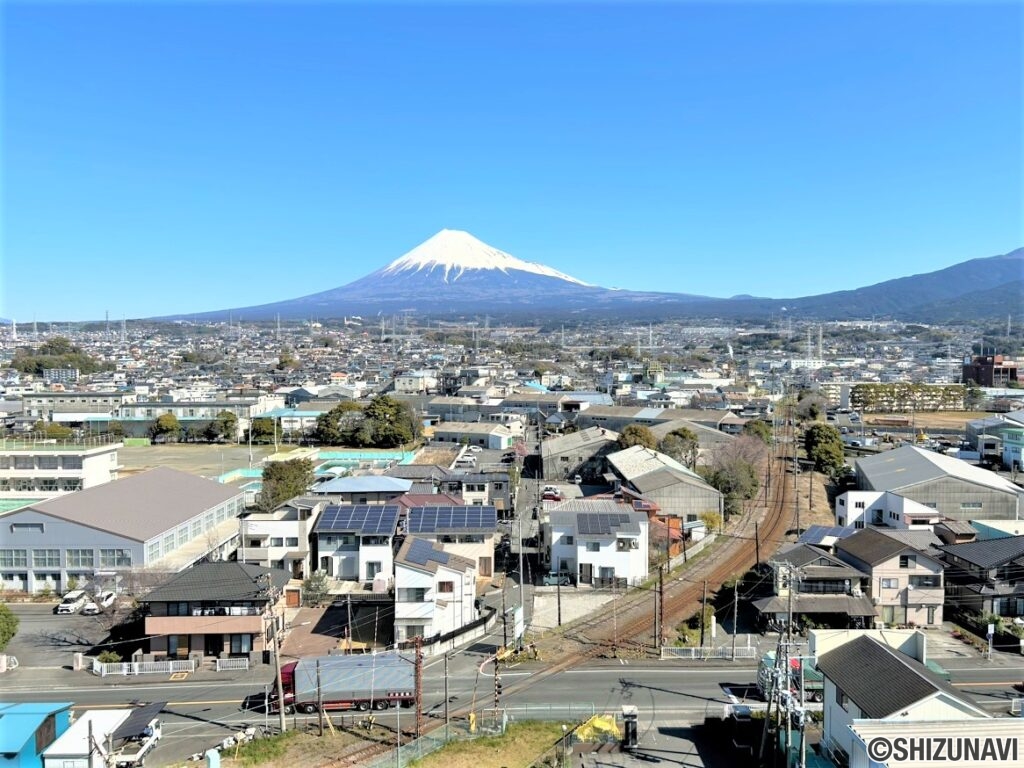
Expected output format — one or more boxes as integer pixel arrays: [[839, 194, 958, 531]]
[[56, 590, 89, 614], [81, 600, 101, 616], [96, 590, 117, 608], [467, 445, 483, 453]]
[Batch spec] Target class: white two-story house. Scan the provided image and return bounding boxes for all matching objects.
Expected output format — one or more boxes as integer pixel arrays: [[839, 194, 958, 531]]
[[835, 490, 942, 530], [311, 505, 401, 585], [393, 537, 476, 643], [545, 500, 649, 587], [404, 505, 498, 578], [238, 498, 324, 580]]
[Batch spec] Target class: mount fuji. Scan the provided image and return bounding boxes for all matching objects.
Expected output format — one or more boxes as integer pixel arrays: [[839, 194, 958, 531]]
[[169, 232, 1022, 322], [186, 229, 702, 320]]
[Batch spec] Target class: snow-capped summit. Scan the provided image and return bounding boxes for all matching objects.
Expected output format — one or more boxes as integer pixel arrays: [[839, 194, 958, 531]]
[[381, 229, 591, 286]]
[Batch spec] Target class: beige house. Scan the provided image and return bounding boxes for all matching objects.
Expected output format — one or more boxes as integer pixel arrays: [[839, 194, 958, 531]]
[[836, 528, 945, 627]]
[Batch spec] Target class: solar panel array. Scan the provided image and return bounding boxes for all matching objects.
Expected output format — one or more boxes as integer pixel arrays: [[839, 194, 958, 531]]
[[796, 525, 849, 544], [407, 505, 497, 533], [576, 512, 634, 536], [403, 537, 451, 567], [315, 505, 401, 534]]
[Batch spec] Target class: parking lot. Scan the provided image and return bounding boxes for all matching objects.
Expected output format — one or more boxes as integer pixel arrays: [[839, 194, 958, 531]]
[[4, 603, 112, 668]]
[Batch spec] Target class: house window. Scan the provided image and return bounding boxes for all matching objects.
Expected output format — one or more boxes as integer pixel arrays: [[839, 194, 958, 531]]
[[397, 588, 427, 603], [0, 550, 27, 568], [836, 686, 849, 710], [854, 521, 864, 529], [899, 555, 916, 569], [37, 456, 58, 470], [62, 456, 83, 470], [564, 535, 574, 545], [285, 537, 299, 547], [838, 498, 845, 506], [270, 538, 284, 547], [366, 562, 382, 580], [910, 575, 939, 588], [167, 602, 191, 616], [854, 501, 865, 509], [438, 581, 454, 593], [881, 578, 898, 589], [927, 606, 937, 624], [586, 542, 600, 552], [14, 456, 33, 469], [33, 549, 60, 568], [404, 625, 425, 640], [230, 634, 252, 655], [960, 502, 983, 510], [66, 549, 94, 568]]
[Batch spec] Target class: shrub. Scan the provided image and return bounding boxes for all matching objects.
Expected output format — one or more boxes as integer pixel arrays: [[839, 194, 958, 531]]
[[97, 650, 122, 663]]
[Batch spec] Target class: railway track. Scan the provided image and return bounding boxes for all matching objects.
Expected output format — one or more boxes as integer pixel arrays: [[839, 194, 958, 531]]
[[335, 444, 798, 763]]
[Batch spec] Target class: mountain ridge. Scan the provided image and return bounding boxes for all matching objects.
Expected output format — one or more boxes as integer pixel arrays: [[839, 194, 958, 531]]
[[166, 235, 1023, 323]]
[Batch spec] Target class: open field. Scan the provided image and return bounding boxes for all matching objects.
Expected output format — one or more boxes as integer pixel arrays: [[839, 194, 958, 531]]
[[863, 411, 988, 431], [407, 722, 566, 768], [118, 444, 279, 477]]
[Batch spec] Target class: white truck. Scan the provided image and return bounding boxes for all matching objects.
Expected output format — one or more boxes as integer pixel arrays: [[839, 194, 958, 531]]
[[108, 703, 165, 767]]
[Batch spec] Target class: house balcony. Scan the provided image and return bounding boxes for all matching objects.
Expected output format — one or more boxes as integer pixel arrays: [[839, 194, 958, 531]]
[[899, 586, 945, 605], [146, 615, 263, 635]]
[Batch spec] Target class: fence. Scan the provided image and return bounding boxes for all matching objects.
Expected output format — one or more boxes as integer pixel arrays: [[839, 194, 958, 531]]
[[215, 657, 250, 672], [90, 657, 196, 677], [668, 533, 717, 570], [660, 645, 758, 660]]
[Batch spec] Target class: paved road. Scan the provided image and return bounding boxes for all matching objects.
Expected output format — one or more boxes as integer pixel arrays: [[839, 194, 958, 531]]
[[4, 653, 1022, 766]]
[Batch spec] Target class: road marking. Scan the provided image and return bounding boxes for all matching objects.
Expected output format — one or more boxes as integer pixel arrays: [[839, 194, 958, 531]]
[[74, 700, 243, 709]]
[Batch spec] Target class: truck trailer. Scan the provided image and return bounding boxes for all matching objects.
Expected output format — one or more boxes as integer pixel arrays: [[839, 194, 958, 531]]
[[756, 652, 823, 703], [271, 652, 416, 714]]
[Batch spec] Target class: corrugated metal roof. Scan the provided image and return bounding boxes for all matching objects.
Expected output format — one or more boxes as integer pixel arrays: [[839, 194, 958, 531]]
[[313, 476, 413, 494], [857, 445, 1021, 494], [26, 467, 243, 542], [939, 535, 1024, 568]]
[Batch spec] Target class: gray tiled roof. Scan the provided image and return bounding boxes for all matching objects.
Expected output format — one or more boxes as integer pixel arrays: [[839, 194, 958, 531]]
[[28, 466, 242, 542], [939, 535, 1024, 568], [836, 527, 929, 566], [856, 445, 1020, 494], [142, 562, 289, 603], [816, 635, 979, 718]]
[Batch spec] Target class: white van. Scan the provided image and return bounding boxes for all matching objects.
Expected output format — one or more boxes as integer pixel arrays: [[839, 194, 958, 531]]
[[455, 455, 477, 468], [57, 590, 89, 614]]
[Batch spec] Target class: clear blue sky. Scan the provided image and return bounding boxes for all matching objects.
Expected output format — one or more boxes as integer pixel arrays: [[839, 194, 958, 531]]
[[2, 0, 1021, 321]]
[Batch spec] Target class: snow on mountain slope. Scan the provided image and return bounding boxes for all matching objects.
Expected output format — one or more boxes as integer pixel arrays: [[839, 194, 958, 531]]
[[380, 229, 591, 286]]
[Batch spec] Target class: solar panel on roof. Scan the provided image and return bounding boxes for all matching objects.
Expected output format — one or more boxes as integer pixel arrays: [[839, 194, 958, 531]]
[[315, 505, 399, 534], [404, 538, 451, 567]]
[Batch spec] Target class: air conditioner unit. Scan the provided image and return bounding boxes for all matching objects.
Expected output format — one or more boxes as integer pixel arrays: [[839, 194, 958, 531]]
[[629, 540, 639, 549], [871, 596, 880, 605], [907, 584, 914, 591], [616, 540, 627, 551]]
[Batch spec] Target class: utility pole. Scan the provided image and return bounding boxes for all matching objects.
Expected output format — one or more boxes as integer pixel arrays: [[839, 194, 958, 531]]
[[658, 565, 665, 649], [443, 653, 450, 737], [699, 580, 708, 648], [317, 659, 324, 736], [414, 637, 424, 738], [755, 521, 761, 566], [262, 574, 287, 734], [731, 579, 738, 661], [556, 574, 562, 627]]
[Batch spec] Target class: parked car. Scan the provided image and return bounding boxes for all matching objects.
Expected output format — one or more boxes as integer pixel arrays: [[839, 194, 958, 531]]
[[81, 600, 101, 616], [542, 490, 563, 501], [573, 474, 582, 484], [56, 590, 89, 614], [468, 445, 482, 453], [542, 572, 573, 586]]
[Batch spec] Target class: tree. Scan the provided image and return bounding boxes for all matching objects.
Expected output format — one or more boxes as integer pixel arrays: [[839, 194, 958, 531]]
[[302, 570, 330, 607], [699, 435, 767, 517], [795, 394, 827, 422], [150, 413, 182, 442], [205, 410, 238, 442], [699, 510, 723, 535], [742, 419, 773, 445], [32, 421, 73, 440], [0, 604, 19, 651], [257, 458, 314, 511], [248, 417, 278, 444], [107, 420, 126, 439], [358, 395, 419, 448], [804, 423, 845, 475], [658, 427, 699, 469], [618, 424, 657, 451]]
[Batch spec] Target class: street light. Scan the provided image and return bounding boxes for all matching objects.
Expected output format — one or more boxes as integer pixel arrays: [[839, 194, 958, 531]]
[[561, 724, 568, 767]]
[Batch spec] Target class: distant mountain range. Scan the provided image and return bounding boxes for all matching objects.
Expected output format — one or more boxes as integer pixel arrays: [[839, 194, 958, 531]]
[[172, 231, 1023, 323]]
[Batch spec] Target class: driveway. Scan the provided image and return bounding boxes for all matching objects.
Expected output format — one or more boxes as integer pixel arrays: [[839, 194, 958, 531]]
[[4, 603, 111, 668]]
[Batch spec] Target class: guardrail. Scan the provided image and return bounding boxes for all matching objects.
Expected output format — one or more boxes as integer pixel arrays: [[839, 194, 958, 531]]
[[90, 657, 196, 677], [215, 657, 250, 672], [660, 646, 758, 660]]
